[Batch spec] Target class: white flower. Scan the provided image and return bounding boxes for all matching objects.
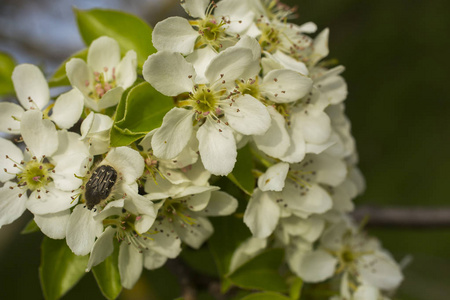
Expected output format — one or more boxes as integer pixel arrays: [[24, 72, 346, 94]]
[[292, 221, 403, 292], [152, 0, 242, 56], [243, 153, 347, 238], [0, 64, 84, 134], [80, 112, 113, 155], [143, 45, 271, 175], [66, 147, 154, 255], [0, 110, 90, 237], [66, 36, 137, 111], [149, 183, 238, 249]]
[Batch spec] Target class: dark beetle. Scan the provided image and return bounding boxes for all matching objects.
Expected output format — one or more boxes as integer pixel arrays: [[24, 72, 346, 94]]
[[85, 165, 118, 210]]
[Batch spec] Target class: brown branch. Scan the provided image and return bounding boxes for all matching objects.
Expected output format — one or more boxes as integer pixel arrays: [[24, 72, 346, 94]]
[[352, 206, 450, 228]]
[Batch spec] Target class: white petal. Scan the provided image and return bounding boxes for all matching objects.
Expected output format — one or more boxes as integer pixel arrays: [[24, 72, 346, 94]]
[[12, 64, 49, 110], [197, 120, 236, 176], [224, 94, 271, 136], [243, 188, 280, 238], [215, 1, 255, 34], [147, 220, 182, 258], [296, 22, 317, 33], [21, 110, 58, 158], [353, 285, 381, 300], [197, 191, 238, 216], [87, 36, 121, 73], [297, 110, 331, 145], [66, 205, 103, 256], [51, 131, 90, 191], [135, 215, 156, 235], [34, 210, 70, 239], [0, 102, 24, 134], [181, 0, 208, 18], [51, 89, 84, 129], [152, 17, 200, 55], [119, 243, 143, 289], [357, 253, 404, 290], [152, 108, 193, 160], [305, 153, 347, 187], [173, 214, 213, 249], [143, 51, 195, 96], [272, 50, 309, 75], [295, 250, 337, 282], [80, 112, 113, 138], [144, 174, 187, 200], [279, 120, 306, 164], [258, 162, 289, 192], [0, 137, 24, 182], [185, 191, 211, 212], [143, 250, 168, 270], [311, 28, 329, 66], [116, 50, 137, 89], [27, 185, 78, 215], [186, 47, 218, 84], [262, 69, 312, 103], [205, 47, 254, 84], [94, 86, 124, 111], [282, 183, 332, 216], [0, 182, 27, 228], [86, 226, 116, 271], [66, 58, 92, 96], [253, 106, 290, 159], [104, 147, 144, 184], [234, 35, 262, 79]]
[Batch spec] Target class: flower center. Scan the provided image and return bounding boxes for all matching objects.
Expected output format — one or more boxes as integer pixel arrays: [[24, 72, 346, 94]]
[[88, 67, 117, 100], [160, 199, 196, 226], [17, 160, 53, 191], [237, 78, 261, 99], [193, 16, 227, 50], [191, 85, 220, 115], [257, 22, 281, 53]]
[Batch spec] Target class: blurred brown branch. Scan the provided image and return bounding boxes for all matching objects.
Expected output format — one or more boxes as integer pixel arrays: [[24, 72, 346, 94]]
[[352, 206, 450, 228]]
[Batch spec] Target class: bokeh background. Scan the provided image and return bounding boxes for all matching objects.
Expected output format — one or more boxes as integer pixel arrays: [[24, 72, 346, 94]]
[[0, 0, 449, 299]]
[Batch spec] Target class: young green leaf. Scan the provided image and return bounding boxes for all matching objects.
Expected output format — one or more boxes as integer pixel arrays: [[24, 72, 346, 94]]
[[228, 144, 255, 195], [227, 248, 288, 293], [0, 51, 16, 96], [74, 8, 156, 68], [288, 277, 303, 300], [241, 292, 291, 300], [21, 219, 40, 235], [48, 48, 88, 87], [39, 237, 89, 300], [92, 242, 122, 300], [110, 82, 174, 147]]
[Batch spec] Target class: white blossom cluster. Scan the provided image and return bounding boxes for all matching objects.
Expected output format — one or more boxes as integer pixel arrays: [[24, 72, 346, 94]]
[[0, 0, 403, 297]]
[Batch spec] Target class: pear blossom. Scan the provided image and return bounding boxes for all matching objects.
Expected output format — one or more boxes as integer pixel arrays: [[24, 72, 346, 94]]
[[291, 221, 403, 293], [0, 64, 84, 134], [66, 36, 137, 111], [66, 147, 155, 255], [152, 0, 244, 56], [143, 45, 272, 175], [80, 112, 114, 155], [149, 183, 238, 249], [0, 110, 90, 238], [244, 153, 347, 238]]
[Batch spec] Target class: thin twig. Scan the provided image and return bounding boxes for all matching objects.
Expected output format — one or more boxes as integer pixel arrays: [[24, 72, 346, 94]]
[[352, 206, 450, 228]]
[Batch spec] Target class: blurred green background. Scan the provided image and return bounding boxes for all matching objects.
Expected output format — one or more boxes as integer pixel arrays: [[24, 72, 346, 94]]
[[0, 0, 449, 299]]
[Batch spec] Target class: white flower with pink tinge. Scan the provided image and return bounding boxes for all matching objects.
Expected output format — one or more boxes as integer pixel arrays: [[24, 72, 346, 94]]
[[66, 36, 137, 112]]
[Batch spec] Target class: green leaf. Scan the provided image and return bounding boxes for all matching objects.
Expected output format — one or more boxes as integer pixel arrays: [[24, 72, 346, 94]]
[[241, 292, 291, 300], [228, 248, 288, 293], [74, 8, 156, 68], [209, 216, 251, 292], [228, 144, 255, 195], [39, 237, 89, 300], [21, 219, 40, 234], [0, 51, 16, 96], [288, 277, 303, 300], [92, 242, 122, 300], [110, 82, 174, 147], [48, 48, 88, 87]]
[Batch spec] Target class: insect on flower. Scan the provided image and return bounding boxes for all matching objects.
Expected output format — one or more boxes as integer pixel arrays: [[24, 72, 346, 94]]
[[84, 164, 117, 210]]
